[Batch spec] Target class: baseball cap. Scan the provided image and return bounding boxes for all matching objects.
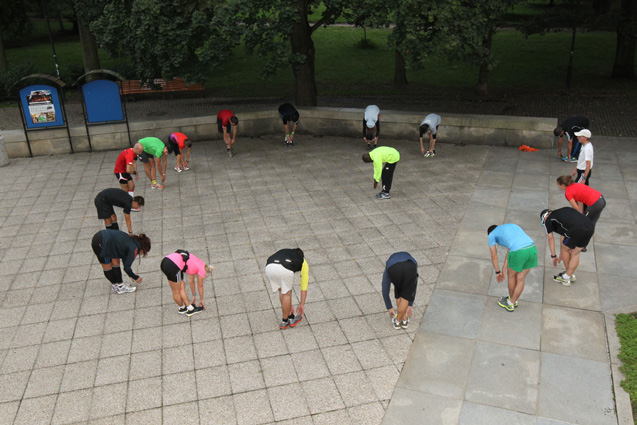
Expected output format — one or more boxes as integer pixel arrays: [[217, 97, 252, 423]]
[[574, 129, 591, 138], [540, 209, 551, 225], [366, 120, 375, 128]]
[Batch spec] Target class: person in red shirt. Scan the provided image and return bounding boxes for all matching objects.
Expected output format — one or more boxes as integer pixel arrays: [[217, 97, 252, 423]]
[[217, 109, 238, 157], [168, 132, 192, 172], [114, 143, 144, 197], [556, 175, 606, 228]]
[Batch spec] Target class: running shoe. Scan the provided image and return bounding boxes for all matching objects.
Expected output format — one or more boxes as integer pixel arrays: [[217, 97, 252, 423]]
[[289, 141, 295, 147], [178, 305, 188, 314], [553, 272, 572, 287], [376, 192, 391, 200], [392, 316, 401, 330], [424, 151, 431, 158], [182, 165, 190, 171], [401, 317, 410, 329], [366, 143, 372, 150], [498, 296, 515, 312], [150, 183, 158, 189], [430, 150, 436, 157], [227, 149, 234, 157], [561, 156, 570, 162], [288, 314, 303, 327], [570, 156, 578, 162], [115, 283, 136, 294], [280, 319, 290, 330], [131, 207, 140, 212], [186, 306, 204, 317], [174, 166, 183, 173], [156, 184, 164, 190]]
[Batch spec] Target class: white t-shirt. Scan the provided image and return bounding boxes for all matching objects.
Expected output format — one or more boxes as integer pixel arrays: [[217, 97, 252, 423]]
[[364, 105, 380, 128], [577, 142, 594, 170], [420, 114, 441, 136]]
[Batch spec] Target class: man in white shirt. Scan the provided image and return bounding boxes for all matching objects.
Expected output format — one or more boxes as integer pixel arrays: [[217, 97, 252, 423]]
[[571, 129, 594, 186], [419, 113, 441, 158], [363, 105, 380, 150]]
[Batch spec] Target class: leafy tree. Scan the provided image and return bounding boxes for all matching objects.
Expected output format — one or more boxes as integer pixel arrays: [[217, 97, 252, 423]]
[[216, 0, 349, 105], [0, 0, 32, 70], [78, 0, 230, 83]]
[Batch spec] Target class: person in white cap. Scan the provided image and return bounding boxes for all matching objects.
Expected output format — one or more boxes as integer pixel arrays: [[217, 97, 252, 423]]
[[363, 105, 380, 150], [571, 129, 593, 186]]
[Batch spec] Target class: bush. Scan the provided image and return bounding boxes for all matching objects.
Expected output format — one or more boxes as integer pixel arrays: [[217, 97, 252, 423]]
[[0, 63, 37, 101]]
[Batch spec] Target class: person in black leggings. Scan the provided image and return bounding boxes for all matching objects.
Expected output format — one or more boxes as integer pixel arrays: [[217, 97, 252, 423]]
[[91, 229, 151, 294]]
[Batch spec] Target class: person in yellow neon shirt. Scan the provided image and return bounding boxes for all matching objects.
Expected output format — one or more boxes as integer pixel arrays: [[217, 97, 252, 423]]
[[362, 146, 400, 199], [265, 248, 309, 329]]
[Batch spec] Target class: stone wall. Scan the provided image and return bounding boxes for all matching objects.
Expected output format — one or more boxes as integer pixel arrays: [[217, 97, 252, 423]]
[[1, 107, 556, 158]]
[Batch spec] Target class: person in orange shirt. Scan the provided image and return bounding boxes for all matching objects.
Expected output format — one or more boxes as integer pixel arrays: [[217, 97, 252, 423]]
[[168, 132, 192, 172], [217, 110, 238, 157]]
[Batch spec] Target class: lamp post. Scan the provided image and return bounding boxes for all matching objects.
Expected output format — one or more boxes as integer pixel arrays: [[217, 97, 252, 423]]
[[40, 0, 61, 79]]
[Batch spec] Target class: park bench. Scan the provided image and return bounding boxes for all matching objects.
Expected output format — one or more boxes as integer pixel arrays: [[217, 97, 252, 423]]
[[119, 77, 204, 98]]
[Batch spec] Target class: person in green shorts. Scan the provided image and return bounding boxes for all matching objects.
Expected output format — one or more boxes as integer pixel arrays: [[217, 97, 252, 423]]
[[138, 137, 171, 189], [487, 223, 538, 312]]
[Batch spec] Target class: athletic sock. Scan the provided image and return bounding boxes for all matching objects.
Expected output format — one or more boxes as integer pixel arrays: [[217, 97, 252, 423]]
[[507, 299, 514, 306], [103, 268, 117, 284], [112, 266, 123, 283], [152, 179, 157, 185], [128, 191, 134, 197], [187, 304, 194, 311], [563, 273, 571, 280]]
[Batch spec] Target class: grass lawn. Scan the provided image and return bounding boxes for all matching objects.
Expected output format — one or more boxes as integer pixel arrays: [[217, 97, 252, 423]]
[[616, 313, 637, 423], [4, 22, 636, 100]]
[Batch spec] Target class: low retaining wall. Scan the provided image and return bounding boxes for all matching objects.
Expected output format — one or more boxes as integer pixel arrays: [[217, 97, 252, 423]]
[[1, 107, 556, 158]]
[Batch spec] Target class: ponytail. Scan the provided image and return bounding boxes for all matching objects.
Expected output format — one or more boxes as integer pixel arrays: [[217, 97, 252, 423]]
[[131, 233, 151, 257]]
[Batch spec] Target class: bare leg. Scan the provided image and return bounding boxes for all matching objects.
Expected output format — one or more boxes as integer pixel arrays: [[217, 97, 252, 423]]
[[168, 280, 190, 306], [143, 162, 153, 182], [395, 297, 409, 322], [279, 290, 293, 319], [148, 157, 157, 181], [509, 268, 529, 304], [566, 248, 582, 276], [561, 244, 572, 272]]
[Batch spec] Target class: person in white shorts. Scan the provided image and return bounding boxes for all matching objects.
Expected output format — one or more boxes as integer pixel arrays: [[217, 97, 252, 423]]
[[265, 248, 309, 329]]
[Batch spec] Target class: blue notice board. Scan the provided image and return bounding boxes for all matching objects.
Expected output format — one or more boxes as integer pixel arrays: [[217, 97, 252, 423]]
[[82, 79, 124, 123], [19, 85, 65, 129]]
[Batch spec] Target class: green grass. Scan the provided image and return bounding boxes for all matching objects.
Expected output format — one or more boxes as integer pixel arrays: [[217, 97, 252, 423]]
[[4, 23, 636, 100], [616, 313, 637, 423]]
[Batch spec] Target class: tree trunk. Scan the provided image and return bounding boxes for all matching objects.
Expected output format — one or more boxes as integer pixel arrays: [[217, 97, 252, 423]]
[[291, 0, 317, 106], [566, 26, 577, 89], [612, 0, 635, 78], [57, 9, 65, 32], [475, 33, 493, 96], [0, 32, 7, 71], [78, 19, 101, 80], [393, 49, 408, 85]]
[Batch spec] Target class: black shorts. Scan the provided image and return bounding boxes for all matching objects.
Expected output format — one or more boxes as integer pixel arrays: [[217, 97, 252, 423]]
[[115, 172, 132, 184], [168, 140, 181, 156], [140, 151, 151, 163], [563, 225, 594, 249], [161, 257, 183, 282], [387, 260, 418, 303], [95, 197, 115, 220], [91, 232, 109, 264], [217, 118, 231, 134]]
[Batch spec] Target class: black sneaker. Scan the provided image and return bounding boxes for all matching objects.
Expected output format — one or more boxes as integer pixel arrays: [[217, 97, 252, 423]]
[[186, 306, 204, 317], [288, 314, 302, 327], [178, 305, 188, 314], [366, 143, 372, 150], [280, 319, 290, 330]]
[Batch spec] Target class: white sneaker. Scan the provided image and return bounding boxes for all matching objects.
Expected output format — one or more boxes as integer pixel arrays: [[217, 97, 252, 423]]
[[174, 166, 182, 173], [115, 283, 136, 294], [182, 165, 190, 171], [424, 151, 431, 158]]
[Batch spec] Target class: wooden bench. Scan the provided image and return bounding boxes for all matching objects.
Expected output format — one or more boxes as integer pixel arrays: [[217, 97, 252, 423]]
[[119, 77, 204, 97]]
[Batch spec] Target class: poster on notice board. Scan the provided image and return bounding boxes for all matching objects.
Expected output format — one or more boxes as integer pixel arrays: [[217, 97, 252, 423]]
[[27, 90, 56, 124]]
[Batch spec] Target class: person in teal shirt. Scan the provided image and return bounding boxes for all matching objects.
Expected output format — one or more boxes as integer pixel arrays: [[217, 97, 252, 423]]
[[487, 223, 537, 312], [138, 137, 171, 189], [362, 146, 400, 199]]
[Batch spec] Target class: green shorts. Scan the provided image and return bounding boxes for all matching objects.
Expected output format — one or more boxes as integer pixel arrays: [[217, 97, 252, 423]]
[[507, 245, 538, 272]]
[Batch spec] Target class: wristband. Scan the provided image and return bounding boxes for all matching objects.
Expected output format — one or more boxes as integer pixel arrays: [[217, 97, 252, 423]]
[[495, 271, 501, 275], [291, 131, 295, 135], [551, 255, 557, 258]]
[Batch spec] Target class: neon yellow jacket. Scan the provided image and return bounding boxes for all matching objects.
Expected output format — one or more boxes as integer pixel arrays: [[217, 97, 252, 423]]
[[370, 146, 400, 182]]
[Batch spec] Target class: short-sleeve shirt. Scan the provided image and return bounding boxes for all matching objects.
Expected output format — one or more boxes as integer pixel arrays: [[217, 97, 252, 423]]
[[560, 116, 589, 141], [114, 148, 137, 173], [278, 103, 299, 124], [565, 183, 601, 206], [419, 114, 441, 137], [542, 207, 593, 238], [267, 249, 309, 291], [369, 146, 400, 182], [165, 252, 207, 278], [95, 188, 133, 214], [217, 110, 235, 126], [576, 142, 594, 170], [364, 105, 380, 127], [139, 137, 166, 157], [488, 223, 534, 252], [170, 132, 188, 150]]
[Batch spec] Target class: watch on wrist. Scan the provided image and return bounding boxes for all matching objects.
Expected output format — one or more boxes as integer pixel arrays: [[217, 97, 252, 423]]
[[551, 255, 557, 258], [495, 271, 501, 275]]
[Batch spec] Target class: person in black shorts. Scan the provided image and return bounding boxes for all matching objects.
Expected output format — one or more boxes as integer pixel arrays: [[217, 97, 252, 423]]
[[91, 229, 151, 294], [554, 116, 589, 162], [278, 103, 300, 147], [541, 208, 594, 287], [382, 252, 418, 329], [94, 188, 144, 235]]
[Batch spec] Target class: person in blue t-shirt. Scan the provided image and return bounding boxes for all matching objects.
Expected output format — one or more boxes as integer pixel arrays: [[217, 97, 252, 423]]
[[382, 252, 418, 329], [487, 224, 538, 312]]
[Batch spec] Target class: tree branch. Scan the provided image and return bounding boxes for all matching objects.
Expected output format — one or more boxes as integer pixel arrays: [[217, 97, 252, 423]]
[[310, 8, 336, 34]]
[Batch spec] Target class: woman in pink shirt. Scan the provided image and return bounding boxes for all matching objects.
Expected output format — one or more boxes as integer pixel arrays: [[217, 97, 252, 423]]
[[161, 250, 213, 317], [556, 175, 606, 227]]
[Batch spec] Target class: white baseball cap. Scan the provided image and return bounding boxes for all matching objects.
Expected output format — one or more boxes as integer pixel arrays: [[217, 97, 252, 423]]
[[366, 120, 375, 128], [574, 129, 591, 138]]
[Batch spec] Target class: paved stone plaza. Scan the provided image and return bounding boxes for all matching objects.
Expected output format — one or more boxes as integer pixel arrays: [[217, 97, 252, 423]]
[[0, 134, 634, 424]]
